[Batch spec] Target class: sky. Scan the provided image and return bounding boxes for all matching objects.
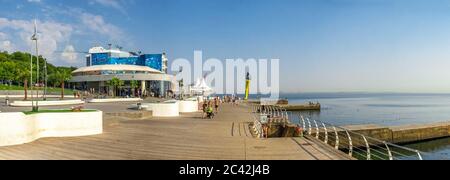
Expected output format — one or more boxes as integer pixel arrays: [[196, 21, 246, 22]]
[[1, 0, 450, 93]]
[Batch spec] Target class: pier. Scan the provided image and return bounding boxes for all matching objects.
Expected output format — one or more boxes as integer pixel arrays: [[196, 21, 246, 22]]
[[0, 102, 350, 160], [344, 122, 450, 144], [246, 99, 321, 111], [276, 103, 321, 111]]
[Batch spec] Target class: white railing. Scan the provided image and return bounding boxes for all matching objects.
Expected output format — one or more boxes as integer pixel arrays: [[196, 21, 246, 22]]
[[249, 103, 445, 160], [296, 115, 432, 160]]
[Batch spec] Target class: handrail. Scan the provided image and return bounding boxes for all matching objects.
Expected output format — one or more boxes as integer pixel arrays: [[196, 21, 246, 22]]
[[248, 103, 443, 160], [296, 115, 426, 160]]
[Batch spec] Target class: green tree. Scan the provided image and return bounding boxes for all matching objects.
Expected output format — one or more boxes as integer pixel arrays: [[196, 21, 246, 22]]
[[130, 80, 139, 97], [107, 77, 124, 97], [17, 69, 30, 100], [0, 61, 16, 85], [52, 69, 72, 99]]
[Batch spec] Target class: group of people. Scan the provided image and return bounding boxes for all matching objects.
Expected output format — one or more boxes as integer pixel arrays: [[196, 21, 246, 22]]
[[223, 95, 241, 106], [200, 95, 243, 119], [202, 97, 221, 119]]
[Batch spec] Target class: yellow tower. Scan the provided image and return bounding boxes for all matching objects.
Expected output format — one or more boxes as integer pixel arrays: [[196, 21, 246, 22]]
[[245, 72, 250, 100]]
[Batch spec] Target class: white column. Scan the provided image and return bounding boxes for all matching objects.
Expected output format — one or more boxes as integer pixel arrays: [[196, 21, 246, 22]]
[[160, 81, 164, 97], [141, 81, 146, 96]]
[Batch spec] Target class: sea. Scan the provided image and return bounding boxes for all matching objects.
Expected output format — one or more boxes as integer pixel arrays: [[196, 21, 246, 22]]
[[281, 93, 450, 159]]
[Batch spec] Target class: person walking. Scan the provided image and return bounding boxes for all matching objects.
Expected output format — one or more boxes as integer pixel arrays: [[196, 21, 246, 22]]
[[206, 104, 214, 119], [202, 101, 208, 119], [214, 97, 220, 114]]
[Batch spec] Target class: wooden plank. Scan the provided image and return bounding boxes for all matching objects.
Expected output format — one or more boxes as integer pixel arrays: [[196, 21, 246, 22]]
[[0, 103, 348, 160]]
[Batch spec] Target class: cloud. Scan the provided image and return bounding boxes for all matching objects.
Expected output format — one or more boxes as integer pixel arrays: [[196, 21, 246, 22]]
[[0, 18, 73, 64], [92, 0, 121, 9], [79, 12, 125, 42], [61, 45, 78, 64], [0, 32, 7, 39], [90, 0, 131, 14], [0, 40, 14, 52], [0, 1, 133, 66]]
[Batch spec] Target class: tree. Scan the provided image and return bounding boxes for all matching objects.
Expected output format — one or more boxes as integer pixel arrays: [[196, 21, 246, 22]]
[[17, 69, 30, 100], [130, 80, 139, 97], [0, 61, 16, 85], [0, 51, 76, 88], [52, 69, 72, 99], [107, 77, 124, 97]]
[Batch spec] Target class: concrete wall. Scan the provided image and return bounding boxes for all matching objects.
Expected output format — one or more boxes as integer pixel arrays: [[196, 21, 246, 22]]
[[179, 100, 199, 113], [88, 98, 143, 103], [342, 122, 450, 145], [0, 95, 68, 98], [143, 102, 180, 117], [0, 90, 53, 95], [10, 100, 85, 107], [0, 111, 103, 147], [105, 111, 153, 120], [390, 123, 450, 144]]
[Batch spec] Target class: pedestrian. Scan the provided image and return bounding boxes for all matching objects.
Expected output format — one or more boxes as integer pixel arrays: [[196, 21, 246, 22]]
[[214, 97, 220, 113], [202, 101, 208, 119]]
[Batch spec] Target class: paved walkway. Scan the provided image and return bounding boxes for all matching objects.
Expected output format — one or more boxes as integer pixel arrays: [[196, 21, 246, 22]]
[[0, 102, 351, 160]]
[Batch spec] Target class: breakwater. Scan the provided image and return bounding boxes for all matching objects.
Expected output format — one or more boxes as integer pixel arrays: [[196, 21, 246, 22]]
[[344, 122, 450, 144]]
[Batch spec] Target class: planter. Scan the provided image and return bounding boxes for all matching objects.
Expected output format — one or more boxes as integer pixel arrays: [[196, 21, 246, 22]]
[[142, 101, 180, 117], [0, 111, 103, 147], [10, 100, 84, 107], [88, 98, 143, 103], [179, 100, 199, 113]]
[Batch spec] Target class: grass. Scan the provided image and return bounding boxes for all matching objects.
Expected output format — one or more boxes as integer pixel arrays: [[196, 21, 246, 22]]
[[23, 109, 97, 115], [0, 84, 74, 95], [0, 84, 23, 90]]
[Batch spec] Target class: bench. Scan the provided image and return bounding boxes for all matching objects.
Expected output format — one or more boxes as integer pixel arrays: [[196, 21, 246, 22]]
[[71, 105, 84, 112]]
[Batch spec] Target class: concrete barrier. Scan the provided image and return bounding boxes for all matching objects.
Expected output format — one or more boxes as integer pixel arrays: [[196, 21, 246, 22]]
[[105, 111, 153, 119], [0, 111, 103, 147], [391, 122, 450, 144], [10, 100, 85, 107], [143, 101, 180, 117], [343, 122, 450, 144], [179, 100, 199, 113], [88, 98, 143, 103], [0, 95, 69, 98]]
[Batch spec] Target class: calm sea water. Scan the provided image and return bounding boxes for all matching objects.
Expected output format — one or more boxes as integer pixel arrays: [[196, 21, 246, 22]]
[[281, 93, 450, 159]]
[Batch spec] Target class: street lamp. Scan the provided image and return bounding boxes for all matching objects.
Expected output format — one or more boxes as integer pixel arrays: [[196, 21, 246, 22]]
[[31, 19, 39, 112]]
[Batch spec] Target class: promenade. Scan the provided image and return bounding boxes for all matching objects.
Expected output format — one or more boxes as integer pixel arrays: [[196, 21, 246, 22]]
[[0, 102, 350, 160]]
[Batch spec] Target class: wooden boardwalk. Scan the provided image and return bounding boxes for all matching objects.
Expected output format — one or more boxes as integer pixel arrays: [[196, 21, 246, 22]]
[[0, 103, 351, 160]]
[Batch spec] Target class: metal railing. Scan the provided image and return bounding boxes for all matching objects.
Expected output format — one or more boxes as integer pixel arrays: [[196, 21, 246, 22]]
[[249, 103, 439, 160], [251, 104, 291, 138], [296, 115, 425, 160], [251, 104, 290, 124]]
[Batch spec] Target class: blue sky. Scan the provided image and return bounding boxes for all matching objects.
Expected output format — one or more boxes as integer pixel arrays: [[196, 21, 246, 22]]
[[1, 0, 450, 93]]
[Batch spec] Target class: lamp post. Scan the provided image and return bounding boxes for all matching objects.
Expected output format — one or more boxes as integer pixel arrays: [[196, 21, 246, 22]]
[[31, 19, 39, 112], [43, 58, 47, 101], [178, 79, 184, 100], [29, 52, 34, 111]]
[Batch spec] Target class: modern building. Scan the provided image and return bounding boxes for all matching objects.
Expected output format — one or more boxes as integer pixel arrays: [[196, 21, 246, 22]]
[[70, 46, 175, 97]]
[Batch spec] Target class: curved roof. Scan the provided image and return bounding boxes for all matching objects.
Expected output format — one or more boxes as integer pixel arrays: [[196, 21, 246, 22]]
[[72, 65, 162, 74]]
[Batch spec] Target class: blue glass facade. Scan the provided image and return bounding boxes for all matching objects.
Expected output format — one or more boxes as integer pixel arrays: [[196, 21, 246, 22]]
[[109, 57, 139, 65], [90, 52, 163, 71], [91, 53, 109, 66], [140, 54, 163, 72]]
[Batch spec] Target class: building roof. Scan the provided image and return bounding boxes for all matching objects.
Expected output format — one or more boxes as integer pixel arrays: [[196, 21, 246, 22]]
[[72, 65, 162, 74], [189, 78, 213, 94]]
